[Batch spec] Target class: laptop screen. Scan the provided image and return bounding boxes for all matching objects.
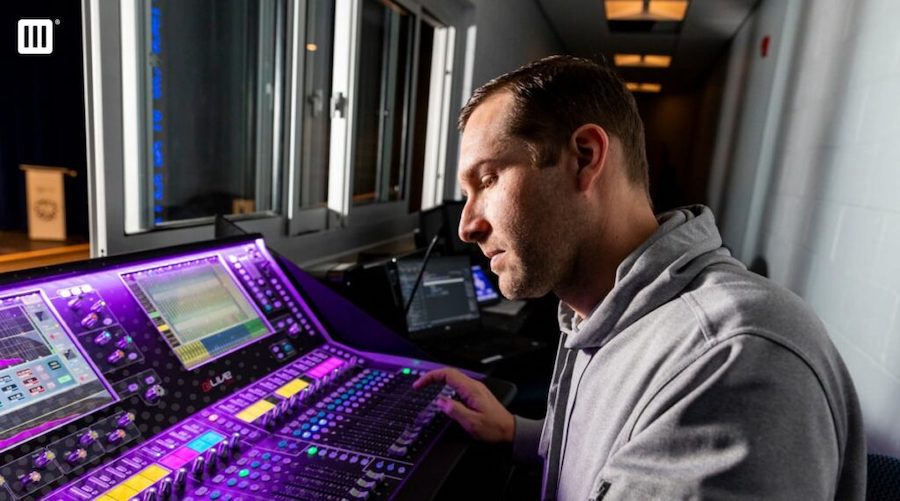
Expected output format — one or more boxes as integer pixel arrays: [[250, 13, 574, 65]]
[[396, 255, 480, 333], [471, 265, 500, 304]]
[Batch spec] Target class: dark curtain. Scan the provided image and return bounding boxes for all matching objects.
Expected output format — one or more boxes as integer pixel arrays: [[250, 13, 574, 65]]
[[0, 0, 88, 237]]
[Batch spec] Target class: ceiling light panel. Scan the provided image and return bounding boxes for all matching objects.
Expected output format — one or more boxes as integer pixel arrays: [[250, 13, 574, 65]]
[[614, 54, 672, 67], [605, 0, 689, 22]]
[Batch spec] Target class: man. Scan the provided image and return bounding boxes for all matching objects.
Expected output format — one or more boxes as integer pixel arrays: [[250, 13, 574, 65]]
[[413, 55, 865, 499]]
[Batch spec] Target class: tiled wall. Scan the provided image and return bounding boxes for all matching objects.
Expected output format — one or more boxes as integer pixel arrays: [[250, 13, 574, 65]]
[[717, 0, 900, 456]]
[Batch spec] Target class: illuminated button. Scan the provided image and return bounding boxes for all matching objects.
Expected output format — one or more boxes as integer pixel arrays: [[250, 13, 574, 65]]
[[401, 368, 411, 375], [306, 446, 318, 456], [210, 490, 221, 499], [227, 478, 237, 487], [238, 469, 250, 478]]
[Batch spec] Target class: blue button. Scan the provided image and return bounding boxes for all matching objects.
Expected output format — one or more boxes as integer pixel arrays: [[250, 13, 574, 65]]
[[318, 419, 327, 426], [292, 429, 302, 437], [311, 425, 319, 432], [210, 491, 221, 499], [227, 479, 237, 487], [262, 453, 271, 460], [302, 432, 311, 439], [387, 463, 395, 472], [251, 461, 261, 468], [277, 440, 288, 448]]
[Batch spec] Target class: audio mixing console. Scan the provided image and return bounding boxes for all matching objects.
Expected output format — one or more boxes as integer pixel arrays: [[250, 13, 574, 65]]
[[0, 235, 494, 500]]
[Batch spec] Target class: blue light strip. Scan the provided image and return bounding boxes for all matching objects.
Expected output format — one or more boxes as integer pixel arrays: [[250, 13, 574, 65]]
[[151, 4, 164, 224]]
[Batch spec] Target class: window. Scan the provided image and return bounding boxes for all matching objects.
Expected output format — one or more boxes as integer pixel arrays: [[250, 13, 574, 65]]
[[127, 0, 285, 231], [91, 0, 466, 261]]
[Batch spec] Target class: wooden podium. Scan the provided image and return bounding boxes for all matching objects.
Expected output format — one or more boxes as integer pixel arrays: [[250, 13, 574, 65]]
[[19, 164, 78, 241]]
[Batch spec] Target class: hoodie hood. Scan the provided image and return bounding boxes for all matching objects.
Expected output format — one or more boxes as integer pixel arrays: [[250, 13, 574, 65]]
[[563, 205, 739, 350]]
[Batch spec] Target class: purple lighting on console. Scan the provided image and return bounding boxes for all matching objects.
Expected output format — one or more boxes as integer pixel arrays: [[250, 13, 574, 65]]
[[0, 357, 23, 369]]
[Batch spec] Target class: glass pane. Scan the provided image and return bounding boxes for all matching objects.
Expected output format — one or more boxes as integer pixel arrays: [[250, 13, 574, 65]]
[[408, 19, 434, 212], [299, 0, 335, 210], [352, 0, 413, 206], [145, 0, 283, 226]]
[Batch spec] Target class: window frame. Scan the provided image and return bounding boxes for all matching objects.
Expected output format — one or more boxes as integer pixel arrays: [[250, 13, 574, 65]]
[[81, 0, 471, 265]]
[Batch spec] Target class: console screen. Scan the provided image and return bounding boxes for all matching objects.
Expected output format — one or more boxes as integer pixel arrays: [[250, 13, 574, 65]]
[[397, 255, 480, 332], [121, 256, 271, 370], [0, 291, 116, 452]]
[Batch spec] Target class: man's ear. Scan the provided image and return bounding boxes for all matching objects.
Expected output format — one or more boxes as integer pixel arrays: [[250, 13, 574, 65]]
[[571, 124, 609, 192]]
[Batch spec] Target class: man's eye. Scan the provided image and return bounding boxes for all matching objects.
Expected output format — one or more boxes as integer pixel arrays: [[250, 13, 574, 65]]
[[480, 175, 496, 189]]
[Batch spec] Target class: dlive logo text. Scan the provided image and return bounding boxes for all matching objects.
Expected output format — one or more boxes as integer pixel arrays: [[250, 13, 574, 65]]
[[18, 19, 55, 55]]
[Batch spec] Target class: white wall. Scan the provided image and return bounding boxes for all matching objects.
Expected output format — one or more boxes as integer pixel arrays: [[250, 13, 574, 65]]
[[713, 0, 900, 456], [445, 0, 564, 199], [467, 0, 565, 89], [707, 0, 800, 261]]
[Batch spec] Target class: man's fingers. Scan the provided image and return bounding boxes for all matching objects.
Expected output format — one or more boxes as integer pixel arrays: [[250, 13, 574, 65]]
[[413, 368, 478, 399], [436, 396, 478, 425], [412, 367, 451, 389]]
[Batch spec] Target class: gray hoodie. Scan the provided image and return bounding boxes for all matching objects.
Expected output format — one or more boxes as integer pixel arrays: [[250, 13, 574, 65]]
[[513, 206, 866, 500]]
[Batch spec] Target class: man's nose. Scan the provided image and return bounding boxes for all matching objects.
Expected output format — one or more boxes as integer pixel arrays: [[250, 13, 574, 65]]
[[458, 201, 490, 243]]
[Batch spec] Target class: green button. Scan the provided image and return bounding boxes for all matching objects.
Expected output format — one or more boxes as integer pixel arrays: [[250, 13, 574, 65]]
[[307, 446, 318, 456], [238, 469, 250, 478]]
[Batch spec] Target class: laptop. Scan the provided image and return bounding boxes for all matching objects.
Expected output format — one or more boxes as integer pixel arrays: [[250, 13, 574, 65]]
[[393, 255, 545, 365], [393, 255, 482, 340]]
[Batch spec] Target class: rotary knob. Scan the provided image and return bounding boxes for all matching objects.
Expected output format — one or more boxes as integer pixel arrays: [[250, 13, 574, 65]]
[[217, 441, 230, 461], [33, 450, 55, 469], [19, 471, 41, 488], [141, 487, 156, 501], [191, 456, 205, 478], [65, 448, 88, 465], [116, 412, 135, 428], [158, 477, 173, 498], [144, 384, 165, 403], [107, 349, 125, 364], [107, 428, 126, 444], [67, 296, 83, 310], [94, 330, 113, 345], [79, 430, 98, 446], [229, 432, 242, 452], [174, 468, 187, 490], [115, 335, 134, 350], [80, 312, 100, 329]]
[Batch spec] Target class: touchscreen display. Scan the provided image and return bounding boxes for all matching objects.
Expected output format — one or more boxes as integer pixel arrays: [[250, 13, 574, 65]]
[[121, 256, 271, 370], [0, 291, 116, 452]]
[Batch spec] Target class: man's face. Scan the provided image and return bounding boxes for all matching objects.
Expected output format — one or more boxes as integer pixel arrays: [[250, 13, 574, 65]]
[[457, 93, 579, 299]]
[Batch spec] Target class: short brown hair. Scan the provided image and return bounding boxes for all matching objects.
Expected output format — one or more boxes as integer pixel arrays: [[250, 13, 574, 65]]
[[459, 55, 649, 189]]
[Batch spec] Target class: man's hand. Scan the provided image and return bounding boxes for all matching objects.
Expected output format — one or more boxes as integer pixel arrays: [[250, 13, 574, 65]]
[[413, 367, 514, 443]]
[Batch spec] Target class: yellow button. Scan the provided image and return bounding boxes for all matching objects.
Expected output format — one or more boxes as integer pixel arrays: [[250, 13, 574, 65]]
[[236, 400, 275, 423], [123, 473, 153, 492], [275, 378, 309, 398], [106, 484, 138, 501], [139, 464, 171, 482]]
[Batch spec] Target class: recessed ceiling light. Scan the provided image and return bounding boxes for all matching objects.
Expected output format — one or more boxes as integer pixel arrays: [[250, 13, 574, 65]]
[[625, 82, 662, 93], [605, 0, 689, 22], [614, 54, 672, 67], [306, 43, 318, 52]]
